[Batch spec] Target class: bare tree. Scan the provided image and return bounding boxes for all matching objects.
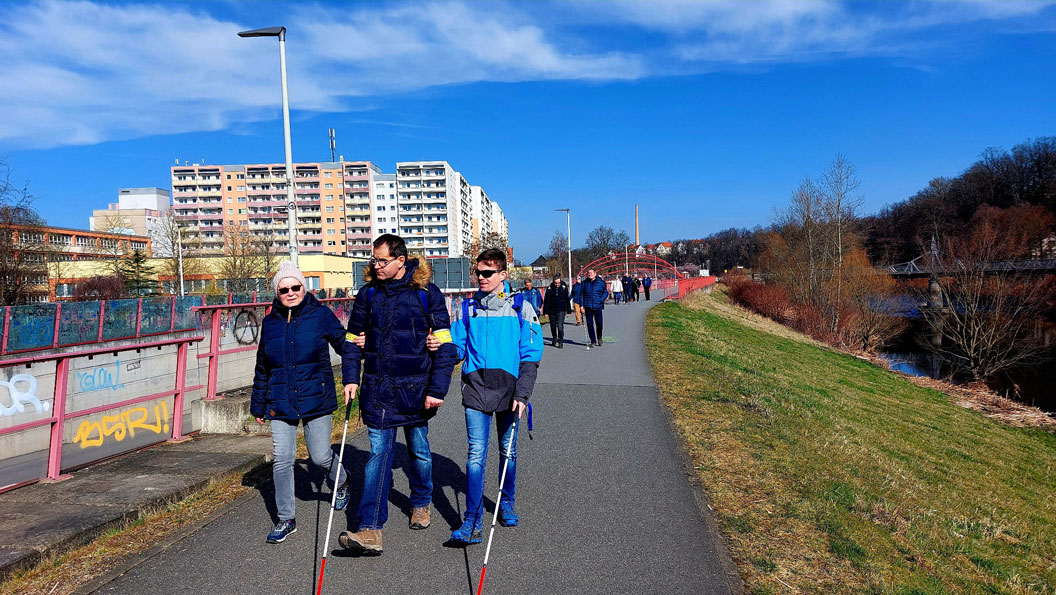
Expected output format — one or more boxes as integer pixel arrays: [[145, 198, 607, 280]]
[[0, 161, 49, 305], [583, 225, 631, 264], [218, 226, 265, 293], [821, 154, 863, 331], [547, 230, 569, 276], [91, 211, 131, 277], [919, 227, 1053, 381]]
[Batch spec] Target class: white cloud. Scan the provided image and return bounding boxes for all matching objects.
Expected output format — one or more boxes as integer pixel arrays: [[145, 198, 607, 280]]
[[0, 0, 1051, 149], [0, 0, 641, 149]]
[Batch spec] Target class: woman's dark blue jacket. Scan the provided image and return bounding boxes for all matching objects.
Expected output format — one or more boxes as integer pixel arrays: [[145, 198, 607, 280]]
[[341, 259, 458, 429], [250, 292, 346, 422]]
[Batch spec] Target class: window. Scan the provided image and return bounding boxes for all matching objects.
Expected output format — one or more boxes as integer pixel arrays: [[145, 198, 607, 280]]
[[237, 185, 245, 191], [377, 206, 385, 211], [228, 208, 233, 214], [238, 197, 246, 202], [327, 240, 336, 246], [228, 198, 233, 203], [324, 171, 332, 178], [227, 186, 232, 191], [325, 206, 334, 212], [237, 174, 245, 180], [324, 183, 333, 189], [326, 229, 335, 235], [326, 217, 335, 223], [226, 174, 231, 179]]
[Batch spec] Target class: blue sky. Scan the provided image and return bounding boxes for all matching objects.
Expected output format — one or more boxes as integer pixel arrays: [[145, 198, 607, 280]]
[[2, 0, 1056, 262]]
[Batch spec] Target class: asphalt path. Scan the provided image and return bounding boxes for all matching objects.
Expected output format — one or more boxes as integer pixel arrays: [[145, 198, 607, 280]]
[[89, 298, 739, 595]]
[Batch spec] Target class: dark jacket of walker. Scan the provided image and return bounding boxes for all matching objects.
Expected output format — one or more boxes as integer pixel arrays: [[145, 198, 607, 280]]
[[251, 292, 346, 422], [579, 276, 609, 309], [342, 258, 458, 429], [543, 281, 571, 315]]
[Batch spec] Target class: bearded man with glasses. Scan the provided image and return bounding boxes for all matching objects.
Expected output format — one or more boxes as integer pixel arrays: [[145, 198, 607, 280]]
[[339, 234, 457, 554]]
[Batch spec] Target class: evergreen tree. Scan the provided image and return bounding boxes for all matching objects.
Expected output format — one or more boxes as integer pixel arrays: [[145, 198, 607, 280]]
[[120, 249, 155, 296]]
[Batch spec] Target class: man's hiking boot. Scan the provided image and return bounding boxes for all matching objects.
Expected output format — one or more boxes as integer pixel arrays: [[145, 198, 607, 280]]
[[498, 501, 519, 527], [266, 519, 296, 544], [449, 521, 482, 545], [410, 506, 430, 530], [339, 529, 383, 554]]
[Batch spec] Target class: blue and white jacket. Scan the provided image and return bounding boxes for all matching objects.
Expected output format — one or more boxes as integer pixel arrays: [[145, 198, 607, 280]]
[[452, 289, 543, 413]]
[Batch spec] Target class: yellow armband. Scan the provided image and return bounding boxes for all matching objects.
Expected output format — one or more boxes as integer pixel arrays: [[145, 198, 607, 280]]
[[433, 329, 452, 343]]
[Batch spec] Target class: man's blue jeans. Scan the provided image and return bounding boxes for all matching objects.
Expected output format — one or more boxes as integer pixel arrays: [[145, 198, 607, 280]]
[[356, 423, 433, 530], [584, 307, 604, 345], [463, 408, 518, 528], [271, 414, 346, 521]]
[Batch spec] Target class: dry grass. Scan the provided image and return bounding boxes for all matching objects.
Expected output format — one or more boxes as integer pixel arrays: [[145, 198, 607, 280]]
[[0, 468, 264, 595], [647, 288, 1056, 594]]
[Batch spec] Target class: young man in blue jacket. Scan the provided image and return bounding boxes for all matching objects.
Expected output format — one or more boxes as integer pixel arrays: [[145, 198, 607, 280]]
[[338, 234, 458, 554], [579, 269, 609, 347], [449, 249, 543, 544]]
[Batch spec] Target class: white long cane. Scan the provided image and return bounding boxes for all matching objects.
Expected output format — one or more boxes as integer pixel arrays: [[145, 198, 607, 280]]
[[475, 417, 520, 595]]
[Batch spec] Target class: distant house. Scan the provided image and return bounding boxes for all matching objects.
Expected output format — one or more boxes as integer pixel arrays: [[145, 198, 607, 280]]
[[530, 255, 549, 275]]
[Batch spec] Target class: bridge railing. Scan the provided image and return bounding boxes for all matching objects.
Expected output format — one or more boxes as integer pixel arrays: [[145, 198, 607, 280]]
[[0, 335, 204, 491]]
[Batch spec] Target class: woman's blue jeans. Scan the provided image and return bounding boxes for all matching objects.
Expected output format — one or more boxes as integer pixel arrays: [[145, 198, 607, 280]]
[[271, 414, 345, 521], [463, 408, 518, 528], [356, 423, 433, 530]]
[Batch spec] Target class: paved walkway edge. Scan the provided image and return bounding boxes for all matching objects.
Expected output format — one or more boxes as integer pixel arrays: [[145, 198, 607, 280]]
[[0, 434, 274, 583], [644, 309, 745, 595]]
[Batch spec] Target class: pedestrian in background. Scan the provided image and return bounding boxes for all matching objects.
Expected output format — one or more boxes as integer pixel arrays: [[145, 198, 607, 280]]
[[610, 275, 623, 305], [581, 269, 609, 347], [339, 234, 458, 555], [543, 272, 571, 348], [251, 261, 350, 545], [643, 275, 652, 301], [633, 275, 642, 302], [520, 279, 543, 314], [570, 278, 584, 325]]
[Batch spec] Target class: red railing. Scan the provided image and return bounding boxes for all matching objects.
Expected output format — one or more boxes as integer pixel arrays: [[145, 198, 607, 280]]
[[192, 297, 356, 400], [0, 335, 204, 490]]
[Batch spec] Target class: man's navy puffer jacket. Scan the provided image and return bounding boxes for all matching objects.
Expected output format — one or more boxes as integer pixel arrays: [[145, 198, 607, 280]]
[[251, 292, 346, 421], [342, 259, 458, 429]]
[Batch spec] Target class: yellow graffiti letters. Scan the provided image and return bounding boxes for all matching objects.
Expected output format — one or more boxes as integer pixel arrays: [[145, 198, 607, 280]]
[[72, 401, 170, 449]]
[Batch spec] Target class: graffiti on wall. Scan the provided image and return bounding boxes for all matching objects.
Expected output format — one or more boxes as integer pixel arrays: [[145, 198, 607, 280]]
[[76, 361, 126, 393], [0, 373, 51, 417], [233, 310, 260, 345], [72, 400, 170, 449]]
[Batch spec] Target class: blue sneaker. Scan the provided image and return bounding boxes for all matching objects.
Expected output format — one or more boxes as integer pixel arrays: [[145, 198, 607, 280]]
[[498, 501, 519, 527], [266, 519, 296, 544], [333, 482, 350, 511], [449, 520, 482, 545]]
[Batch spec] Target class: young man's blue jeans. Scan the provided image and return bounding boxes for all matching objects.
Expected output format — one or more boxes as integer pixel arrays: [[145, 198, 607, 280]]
[[463, 408, 518, 528], [271, 414, 346, 521], [355, 423, 433, 530]]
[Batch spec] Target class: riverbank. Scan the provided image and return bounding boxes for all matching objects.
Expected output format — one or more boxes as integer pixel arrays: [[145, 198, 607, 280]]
[[646, 288, 1056, 594]]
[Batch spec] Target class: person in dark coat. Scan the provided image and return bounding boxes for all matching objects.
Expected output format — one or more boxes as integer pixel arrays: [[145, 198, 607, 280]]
[[633, 275, 642, 301], [251, 261, 349, 544], [643, 275, 652, 300], [542, 273, 571, 348], [570, 278, 583, 325], [338, 234, 458, 554], [580, 269, 609, 347]]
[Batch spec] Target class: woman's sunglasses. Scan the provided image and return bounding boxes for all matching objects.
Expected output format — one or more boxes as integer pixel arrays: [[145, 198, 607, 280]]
[[474, 269, 502, 279], [277, 284, 302, 295]]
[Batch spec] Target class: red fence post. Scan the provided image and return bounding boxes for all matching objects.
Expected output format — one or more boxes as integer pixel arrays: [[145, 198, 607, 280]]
[[135, 298, 143, 337], [2, 306, 10, 355], [170, 341, 189, 442], [206, 309, 222, 400], [97, 301, 106, 343], [47, 357, 72, 481], [52, 302, 62, 348]]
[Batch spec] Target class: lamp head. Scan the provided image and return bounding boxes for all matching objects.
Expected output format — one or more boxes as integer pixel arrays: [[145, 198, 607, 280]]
[[238, 26, 285, 38]]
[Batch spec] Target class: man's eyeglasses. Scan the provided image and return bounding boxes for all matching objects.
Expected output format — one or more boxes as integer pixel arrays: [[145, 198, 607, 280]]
[[369, 256, 399, 268], [277, 284, 302, 295], [474, 269, 502, 279]]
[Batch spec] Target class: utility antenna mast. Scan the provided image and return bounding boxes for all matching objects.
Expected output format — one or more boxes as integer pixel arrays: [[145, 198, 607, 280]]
[[329, 128, 337, 162]]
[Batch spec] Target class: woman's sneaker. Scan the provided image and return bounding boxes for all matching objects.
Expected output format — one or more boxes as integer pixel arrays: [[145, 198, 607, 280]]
[[448, 520, 482, 545], [333, 482, 350, 511], [266, 519, 297, 544], [498, 502, 519, 527]]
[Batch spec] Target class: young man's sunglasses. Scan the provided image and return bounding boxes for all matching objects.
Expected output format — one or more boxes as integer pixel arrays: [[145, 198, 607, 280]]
[[277, 284, 302, 295], [474, 269, 502, 279]]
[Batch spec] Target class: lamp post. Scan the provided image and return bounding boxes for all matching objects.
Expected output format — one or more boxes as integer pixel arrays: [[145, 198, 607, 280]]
[[555, 208, 571, 281], [238, 26, 299, 266]]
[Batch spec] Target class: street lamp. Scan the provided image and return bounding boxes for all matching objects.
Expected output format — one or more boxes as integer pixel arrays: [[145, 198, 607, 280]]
[[555, 208, 572, 281], [238, 26, 299, 266]]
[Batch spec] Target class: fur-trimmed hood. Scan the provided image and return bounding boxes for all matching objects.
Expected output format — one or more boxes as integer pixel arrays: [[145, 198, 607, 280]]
[[362, 255, 432, 287]]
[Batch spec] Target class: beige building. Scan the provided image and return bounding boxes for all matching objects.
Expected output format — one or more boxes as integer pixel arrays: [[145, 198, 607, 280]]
[[90, 187, 171, 255]]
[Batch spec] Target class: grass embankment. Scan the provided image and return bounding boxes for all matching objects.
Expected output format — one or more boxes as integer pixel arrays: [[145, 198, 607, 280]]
[[1, 371, 359, 595], [646, 289, 1056, 594]]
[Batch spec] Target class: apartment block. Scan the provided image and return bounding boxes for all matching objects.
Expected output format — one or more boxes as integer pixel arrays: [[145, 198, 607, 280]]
[[90, 187, 172, 255], [171, 160, 384, 258], [171, 158, 507, 260]]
